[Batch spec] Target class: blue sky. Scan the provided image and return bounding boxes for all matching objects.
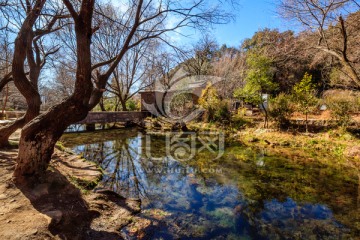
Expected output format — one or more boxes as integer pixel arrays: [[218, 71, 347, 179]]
[[182, 0, 289, 48], [214, 0, 286, 46]]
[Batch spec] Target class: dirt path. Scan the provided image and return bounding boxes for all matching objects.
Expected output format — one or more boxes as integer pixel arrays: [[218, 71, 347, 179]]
[[0, 150, 52, 239], [0, 150, 141, 240]]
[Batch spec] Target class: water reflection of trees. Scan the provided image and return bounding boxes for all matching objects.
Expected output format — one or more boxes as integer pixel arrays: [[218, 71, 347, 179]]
[[79, 138, 145, 199], [67, 133, 359, 238], [76, 135, 179, 201]]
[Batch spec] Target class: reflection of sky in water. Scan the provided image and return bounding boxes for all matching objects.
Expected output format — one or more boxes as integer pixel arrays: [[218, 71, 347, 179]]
[[67, 132, 356, 239], [261, 198, 333, 222]]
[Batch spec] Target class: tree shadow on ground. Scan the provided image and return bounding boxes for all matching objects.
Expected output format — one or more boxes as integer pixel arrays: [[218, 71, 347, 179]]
[[16, 169, 125, 240]]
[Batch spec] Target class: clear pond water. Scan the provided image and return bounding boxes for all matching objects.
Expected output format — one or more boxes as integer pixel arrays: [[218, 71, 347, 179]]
[[61, 129, 360, 239]]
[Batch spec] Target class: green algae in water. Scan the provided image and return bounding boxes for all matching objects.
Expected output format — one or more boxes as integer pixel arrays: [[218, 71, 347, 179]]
[[61, 129, 360, 239], [207, 207, 235, 228]]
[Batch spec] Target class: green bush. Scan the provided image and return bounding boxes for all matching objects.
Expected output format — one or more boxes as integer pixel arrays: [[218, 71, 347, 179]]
[[269, 93, 294, 128], [214, 100, 231, 123], [324, 91, 356, 127], [198, 84, 231, 123], [126, 98, 140, 111]]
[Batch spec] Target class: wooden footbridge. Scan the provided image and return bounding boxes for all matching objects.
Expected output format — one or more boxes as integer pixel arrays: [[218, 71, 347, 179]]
[[77, 111, 150, 131]]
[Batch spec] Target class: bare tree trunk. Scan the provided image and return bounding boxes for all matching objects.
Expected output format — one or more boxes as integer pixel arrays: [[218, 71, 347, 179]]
[[0, 0, 44, 148], [14, 98, 88, 181], [14, 1, 95, 182], [0, 68, 41, 147], [340, 58, 360, 87], [0, 91, 41, 147], [0, 117, 25, 147], [319, 47, 360, 86], [121, 100, 128, 111], [338, 15, 360, 87], [0, 73, 12, 92], [0, 102, 42, 149], [99, 97, 106, 111]]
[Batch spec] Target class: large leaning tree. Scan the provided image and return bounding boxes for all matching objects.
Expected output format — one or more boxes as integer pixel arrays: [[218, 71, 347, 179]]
[[8, 0, 233, 182], [0, 1, 67, 147], [278, 0, 360, 87]]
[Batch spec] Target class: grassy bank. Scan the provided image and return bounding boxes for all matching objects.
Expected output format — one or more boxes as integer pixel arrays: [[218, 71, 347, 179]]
[[188, 121, 360, 171]]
